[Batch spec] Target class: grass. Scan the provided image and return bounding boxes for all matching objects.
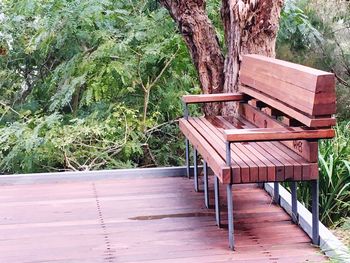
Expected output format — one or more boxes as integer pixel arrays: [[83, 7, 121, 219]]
[[297, 121, 350, 226]]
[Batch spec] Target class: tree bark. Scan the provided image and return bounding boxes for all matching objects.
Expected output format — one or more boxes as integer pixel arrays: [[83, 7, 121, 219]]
[[159, 0, 225, 115], [221, 0, 284, 114], [160, 0, 284, 115]]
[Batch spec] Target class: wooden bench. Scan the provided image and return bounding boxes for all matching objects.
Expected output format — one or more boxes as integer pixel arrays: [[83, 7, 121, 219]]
[[179, 54, 336, 250]]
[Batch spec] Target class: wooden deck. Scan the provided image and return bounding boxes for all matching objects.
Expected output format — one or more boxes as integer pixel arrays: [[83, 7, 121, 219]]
[[0, 175, 327, 262]]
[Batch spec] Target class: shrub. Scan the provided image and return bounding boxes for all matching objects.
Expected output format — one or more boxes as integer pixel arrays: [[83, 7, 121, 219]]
[[297, 122, 350, 226]]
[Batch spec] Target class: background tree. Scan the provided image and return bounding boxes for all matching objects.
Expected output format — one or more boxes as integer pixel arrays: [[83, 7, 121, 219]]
[[159, 0, 284, 114]]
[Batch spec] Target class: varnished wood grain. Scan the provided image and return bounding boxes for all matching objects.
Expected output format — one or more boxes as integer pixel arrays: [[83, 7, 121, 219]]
[[239, 103, 319, 162], [179, 118, 231, 182], [239, 85, 336, 127], [240, 54, 336, 116], [223, 127, 335, 142], [182, 93, 244, 104], [0, 176, 327, 262]]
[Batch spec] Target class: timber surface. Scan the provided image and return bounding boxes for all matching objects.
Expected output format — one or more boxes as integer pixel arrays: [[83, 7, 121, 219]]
[[0, 175, 326, 262], [180, 116, 319, 184]]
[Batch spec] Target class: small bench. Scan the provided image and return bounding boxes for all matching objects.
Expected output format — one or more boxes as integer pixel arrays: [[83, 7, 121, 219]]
[[179, 55, 336, 250]]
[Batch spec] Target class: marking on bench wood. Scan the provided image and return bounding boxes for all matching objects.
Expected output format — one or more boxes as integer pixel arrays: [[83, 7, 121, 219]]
[[239, 103, 319, 162]]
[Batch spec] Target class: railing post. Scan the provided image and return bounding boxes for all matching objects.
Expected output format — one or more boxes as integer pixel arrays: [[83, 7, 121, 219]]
[[214, 176, 221, 228], [225, 142, 234, 250], [193, 148, 199, 192], [183, 102, 191, 179], [291, 181, 298, 223], [312, 179, 320, 245], [183, 101, 189, 121], [274, 182, 280, 204], [226, 142, 231, 167], [227, 183, 234, 250], [203, 160, 209, 208]]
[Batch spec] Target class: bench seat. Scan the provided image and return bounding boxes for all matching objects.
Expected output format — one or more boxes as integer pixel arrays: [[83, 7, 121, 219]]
[[179, 115, 318, 184]]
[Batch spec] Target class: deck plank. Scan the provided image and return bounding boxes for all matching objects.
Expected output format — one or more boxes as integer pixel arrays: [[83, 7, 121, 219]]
[[0, 176, 326, 262]]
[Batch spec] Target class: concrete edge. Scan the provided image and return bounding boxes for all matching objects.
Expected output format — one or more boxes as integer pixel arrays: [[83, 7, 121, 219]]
[[0, 166, 200, 185], [264, 183, 350, 262]]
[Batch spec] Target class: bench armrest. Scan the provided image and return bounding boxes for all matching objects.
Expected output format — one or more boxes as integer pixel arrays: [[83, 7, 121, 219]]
[[223, 127, 335, 142], [182, 93, 244, 104]]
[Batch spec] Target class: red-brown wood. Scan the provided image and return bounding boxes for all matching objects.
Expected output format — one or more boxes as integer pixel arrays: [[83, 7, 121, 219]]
[[223, 127, 335, 142], [179, 119, 231, 183], [187, 116, 315, 183], [179, 54, 335, 183], [239, 103, 319, 162], [239, 85, 336, 128], [198, 116, 254, 183], [240, 54, 336, 116], [0, 176, 327, 262], [189, 117, 242, 184], [182, 93, 244, 104]]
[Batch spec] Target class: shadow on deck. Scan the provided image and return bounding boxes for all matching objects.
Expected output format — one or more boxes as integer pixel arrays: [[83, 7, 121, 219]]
[[0, 174, 326, 262]]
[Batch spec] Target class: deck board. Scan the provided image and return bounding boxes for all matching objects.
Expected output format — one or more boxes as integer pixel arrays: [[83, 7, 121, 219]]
[[0, 176, 326, 262]]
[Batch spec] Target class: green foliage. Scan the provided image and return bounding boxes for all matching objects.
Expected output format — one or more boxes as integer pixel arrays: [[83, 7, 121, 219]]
[[0, 104, 143, 173], [278, 0, 322, 52], [296, 122, 350, 226], [278, 1, 350, 226], [0, 0, 198, 173], [278, 0, 350, 120]]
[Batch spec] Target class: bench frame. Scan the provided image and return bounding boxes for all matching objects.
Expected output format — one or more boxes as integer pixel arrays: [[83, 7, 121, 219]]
[[182, 95, 322, 250]]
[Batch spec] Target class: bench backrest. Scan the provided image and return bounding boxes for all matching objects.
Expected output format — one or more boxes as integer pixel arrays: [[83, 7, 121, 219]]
[[239, 55, 336, 128]]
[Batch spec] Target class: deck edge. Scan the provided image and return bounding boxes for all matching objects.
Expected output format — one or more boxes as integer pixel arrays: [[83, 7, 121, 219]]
[[264, 182, 350, 262], [0, 166, 198, 185]]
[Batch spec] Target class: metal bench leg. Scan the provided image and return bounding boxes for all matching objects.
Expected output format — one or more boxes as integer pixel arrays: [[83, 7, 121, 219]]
[[227, 184, 234, 250], [312, 179, 320, 245], [291, 181, 298, 223], [203, 161, 209, 208], [214, 176, 221, 227], [185, 139, 190, 179], [193, 148, 199, 192], [274, 182, 280, 204]]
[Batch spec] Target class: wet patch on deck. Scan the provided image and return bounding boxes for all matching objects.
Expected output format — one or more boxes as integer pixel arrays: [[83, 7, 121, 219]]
[[0, 176, 327, 262]]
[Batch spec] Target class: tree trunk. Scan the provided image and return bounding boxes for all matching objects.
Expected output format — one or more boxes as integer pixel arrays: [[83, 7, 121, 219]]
[[160, 0, 284, 115], [159, 0, 225, 115], [221, 0, 284, 114]]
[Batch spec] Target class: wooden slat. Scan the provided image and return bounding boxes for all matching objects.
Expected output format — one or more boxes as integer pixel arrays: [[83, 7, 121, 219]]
[[179, 119, 231, 183], [232, 117, 290, 181], [214, 117, 268, 182], [182, 93, 244, 104], [239, 85, 336, 127], [196, 117, 250, 184], [271, 142, 318, 180], [217, 117, 281, 182], [241, 54, 335, 93], [0, 179, 327, 262], [259, 142, 299, 181], [240, 54, 336, 116], [240, 73, 336, 116], [204, 117, 258, 183], [189, 118, 241, 184], [223, 127, 335, 142], [239, 103, 319, 162], [231, 116, 315, 181]]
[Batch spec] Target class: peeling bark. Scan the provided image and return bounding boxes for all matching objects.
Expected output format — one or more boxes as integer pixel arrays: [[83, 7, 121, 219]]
[[160, 0, 284, 115], [159, 0, 225, 115], [221, 0, 284, 114]]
